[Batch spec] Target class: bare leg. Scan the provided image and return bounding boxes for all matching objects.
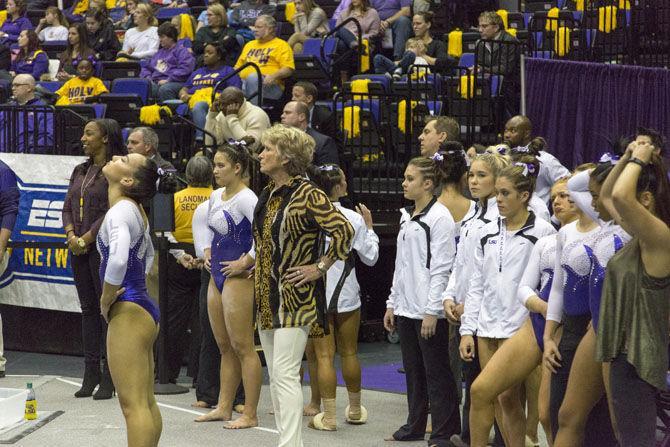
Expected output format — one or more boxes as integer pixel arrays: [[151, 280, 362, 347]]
[[475, 337, 508, 447], [470, 322, 541, 447], [554, 327, 605, 447], [195, 280, 233, 422], [304, 340, 321, 416], [107, 302, 162, 447], [222, 277, 261, 429], [524, 366, 541, 445], [335, 310, 362, 393], [539, 363, 553, 447], [310, 315, 337, 429]]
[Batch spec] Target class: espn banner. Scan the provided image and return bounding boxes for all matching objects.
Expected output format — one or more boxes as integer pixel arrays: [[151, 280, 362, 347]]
[[0, 153, 87, 312]]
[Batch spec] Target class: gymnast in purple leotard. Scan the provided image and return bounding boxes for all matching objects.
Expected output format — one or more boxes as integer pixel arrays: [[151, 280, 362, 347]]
[[194, 138, 262, 429], [98, 151, 170, 447]]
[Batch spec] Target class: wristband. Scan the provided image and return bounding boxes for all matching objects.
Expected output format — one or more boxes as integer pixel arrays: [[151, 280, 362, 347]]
[[628, 157, 648, 168]]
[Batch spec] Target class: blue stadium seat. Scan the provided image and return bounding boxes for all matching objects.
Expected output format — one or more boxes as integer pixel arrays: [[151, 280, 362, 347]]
[[302, 37, 337, 65], [156, 7, 190, 20], [459, 53, 475, 68], [350, 74, 392, 93], [335, 99, 381, 123], [38, 81, 63, 94], [111, 78, 151, 105], [42, 40, 67, 59], [109, 7, 126, 22]]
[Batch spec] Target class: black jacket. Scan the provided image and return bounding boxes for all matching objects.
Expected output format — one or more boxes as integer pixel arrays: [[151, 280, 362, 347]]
[[310, 104, 337, 141], [87, 20, 121, 61], [306, 127, 339, 166]]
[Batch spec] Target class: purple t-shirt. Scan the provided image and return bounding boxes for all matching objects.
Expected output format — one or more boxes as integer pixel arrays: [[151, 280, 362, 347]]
[[370, 0, 410, 20]]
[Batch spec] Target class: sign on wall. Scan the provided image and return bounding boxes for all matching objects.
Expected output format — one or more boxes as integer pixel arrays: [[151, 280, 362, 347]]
[[0, 154, 87, 313]]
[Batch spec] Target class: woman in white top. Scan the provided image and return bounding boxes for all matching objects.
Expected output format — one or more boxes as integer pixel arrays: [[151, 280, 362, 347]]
[[98, 150, 171, 447], [459, 156, 556, 447], [193, 139, 262, 429], [468, 179, 578, 447], [116, 3, 159, 61], [303, 164, 379, 430], [384, 156, 461, 446], [36, 7, 69, 42]]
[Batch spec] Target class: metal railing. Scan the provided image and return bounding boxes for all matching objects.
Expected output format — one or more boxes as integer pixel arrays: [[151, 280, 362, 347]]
[[324, 17, 364, 75]]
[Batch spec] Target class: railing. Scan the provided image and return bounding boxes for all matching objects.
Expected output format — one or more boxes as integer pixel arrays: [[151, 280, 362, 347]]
[[212, 61, 262, 106], [0, 105, 56, 154], [323, 17, 363, 75]]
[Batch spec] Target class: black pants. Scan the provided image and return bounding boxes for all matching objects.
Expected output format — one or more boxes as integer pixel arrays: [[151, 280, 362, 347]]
[[162, 249, 202, 382], [71, 250, 106, 368], [196, 269, 220, 405], [610, 354, 657, 447], [394, 316, 461, 444], [550, 314, 617, 446]]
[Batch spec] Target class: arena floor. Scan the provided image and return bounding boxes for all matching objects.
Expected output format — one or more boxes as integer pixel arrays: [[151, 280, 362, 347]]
[[0, 345, 549, 446]]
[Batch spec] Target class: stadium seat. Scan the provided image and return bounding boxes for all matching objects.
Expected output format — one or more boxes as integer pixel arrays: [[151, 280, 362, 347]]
[[293, 38, 337, 86], [156, 7, 190, 20], [111, 78, 151, 105], [98, 61, 142, 81], [42, 41, 67, 59], [350, 74, 392, 94], [109, 7, 126, 22], [459, 53, 475, 68], [26, 9, 45, 27], [37, 81, 63, 93]]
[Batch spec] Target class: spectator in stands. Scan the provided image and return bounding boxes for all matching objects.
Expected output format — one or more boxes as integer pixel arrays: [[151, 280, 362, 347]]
[[58, 23, 96, 81], [62, 118, 125, 400], [193, 4, 240, 66], [475, 11, 519, 75], [466, 143, 486, 161], [418, 116, 460, 157], [0, 0, 33, 46], [374, 12, 452, 76], [162, 156, 212, 387], [179, 43, 242, 145], [36, 7, 69, 42], [126, 126, 176, 171], [0, 158, 19, 379], [287, 0, 330, 55], [235, 15, 294, 105], [204, 86, 271, 150], [140, 22, 196, 103], [503, 115, 570, 204], [281, 101, 339, 166], [229, 0, 275, 43], [114, 0, 137, 30], [195, 0, 223, 31], [291, 81, 337, 140], [371, 0, 411, 62], [374, 37, 431, 79], [334, 0, 380, 80], [171, 14, 197, 48], [88, 0, 108, 15], [0, 75, 53, 153], [10, 30, 49, 81], [85, 10, 121, 61], [55, 58, 108, 105], [116, 3, 159, 61]]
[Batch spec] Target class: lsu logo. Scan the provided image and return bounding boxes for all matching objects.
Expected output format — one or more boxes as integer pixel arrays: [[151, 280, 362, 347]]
[[27, 199, 63, 229], [488, 239, 497, 245]]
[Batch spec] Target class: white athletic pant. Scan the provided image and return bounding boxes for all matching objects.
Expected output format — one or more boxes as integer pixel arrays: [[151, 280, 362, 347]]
[[258, 326, 309, 447]]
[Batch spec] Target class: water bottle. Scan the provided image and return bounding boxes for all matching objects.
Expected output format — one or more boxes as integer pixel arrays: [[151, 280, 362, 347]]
[[24, 383, 37, 420]]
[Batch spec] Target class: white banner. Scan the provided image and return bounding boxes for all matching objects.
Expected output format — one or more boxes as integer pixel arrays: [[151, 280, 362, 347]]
[[0, 153, 87, 313]]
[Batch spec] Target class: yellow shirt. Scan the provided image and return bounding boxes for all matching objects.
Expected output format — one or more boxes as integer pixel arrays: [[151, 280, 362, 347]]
[[235, 37, 295, 83], [55, 77, 108, 105], [173, 186, 212, 243]]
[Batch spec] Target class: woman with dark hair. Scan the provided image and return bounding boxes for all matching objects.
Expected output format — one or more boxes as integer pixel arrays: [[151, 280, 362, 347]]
[[373, 11, 452, 76], [10, 30, 49, 80], [63, 119, 126, 400], [178, 42, 242, 144], [303, 164, 379, 429], [194, 138, 261, 429], [0, 0, 33, 46], [459, 156, 556, 447], [58, 23, 96, 81], [193, 4, 240, 66], [221, 124, 354, 445], [98, 149, 170, 446], [594, 138, 670, 447], [85, 9, 121, 61]]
